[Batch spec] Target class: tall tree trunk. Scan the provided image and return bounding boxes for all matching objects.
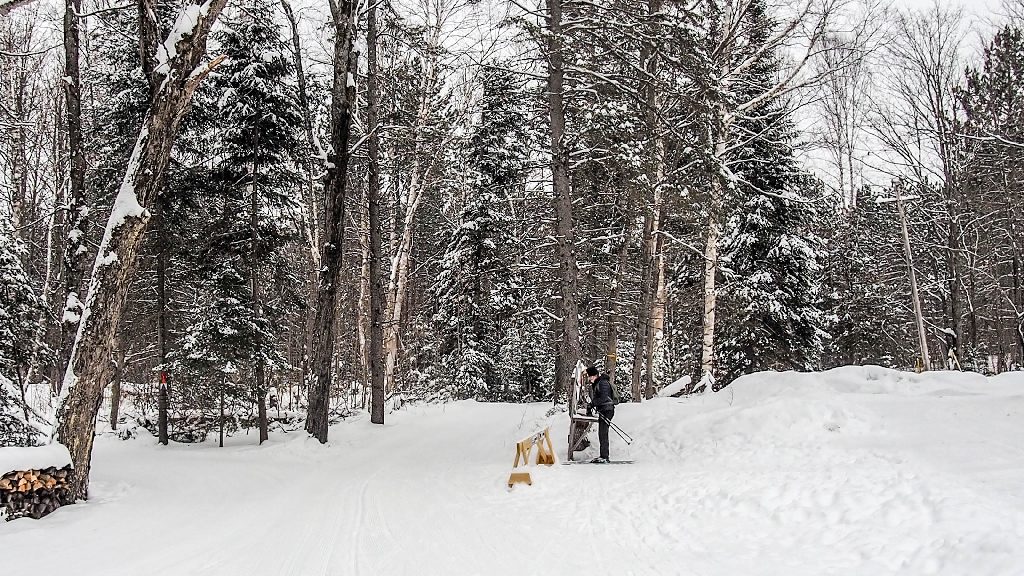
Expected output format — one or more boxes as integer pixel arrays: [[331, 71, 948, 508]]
[[357, 218, 371, 406], [382, 168, 424, 394], [54, 0, 229, 499], [379, 28, 442, 395], [24, 196, 59, 396], [218, 384, 225, 448], [110, 344, 126, 431], [251, 152, 269, 444], [605, 192, 633, 390], [546, 0, 582, 392], [632, 0, 663, 400], [645, 216, 666, 399], [11, 72, 26, 237], [281, 0, 321, 267], [56, 0, 88, 392], [699, 128, 728, 389], [305, 0, 357, 443], [1013, 232, 1023, 365], [946, 198, 961, 365], [367, 0, 386, 425], [156, 197, 170, 445], [281, 0, 320, 408], [631, 212, 655, 400]]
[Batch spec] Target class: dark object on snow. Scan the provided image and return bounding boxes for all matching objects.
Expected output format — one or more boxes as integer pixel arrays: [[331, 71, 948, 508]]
[[595, 406, 614, 460], [561, 459, 634, 465], [589, 374, 615, 410], [587, 371, 617, 460]]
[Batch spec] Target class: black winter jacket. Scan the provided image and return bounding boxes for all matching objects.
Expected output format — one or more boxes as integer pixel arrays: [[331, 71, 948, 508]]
[[590, 374, 615, 411]]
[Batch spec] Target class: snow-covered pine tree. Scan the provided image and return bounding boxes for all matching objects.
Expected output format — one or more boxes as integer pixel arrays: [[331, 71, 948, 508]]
[[717, 174, 829, 384], [87, 8, 154, 192], [172, 0, 303, 441], [959, 25, 1024, 370], [819, 184, 916, 368], [431, 65, 531, 400], [0, 223, 44, 445], [714, 1, 828, 386]]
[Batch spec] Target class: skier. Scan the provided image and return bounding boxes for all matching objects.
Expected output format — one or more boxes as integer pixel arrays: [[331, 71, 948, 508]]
[[586, 366, 615, 463]]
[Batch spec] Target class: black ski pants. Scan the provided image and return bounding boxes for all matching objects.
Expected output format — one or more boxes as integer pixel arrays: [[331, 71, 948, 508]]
[[597, 406, 615, 459]]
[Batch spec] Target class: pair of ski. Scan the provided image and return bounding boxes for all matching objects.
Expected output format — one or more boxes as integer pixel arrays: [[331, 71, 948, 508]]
[[562, 459, 634, 465]]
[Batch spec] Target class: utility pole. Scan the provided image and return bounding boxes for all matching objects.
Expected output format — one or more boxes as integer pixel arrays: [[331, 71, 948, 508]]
[[893, 186, 931, 370]]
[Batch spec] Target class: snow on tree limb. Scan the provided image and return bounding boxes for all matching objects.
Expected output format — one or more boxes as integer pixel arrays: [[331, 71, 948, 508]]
[[154, 0, 216, 78], [53, 0, 229, 498], [0, 0, 38, 16]]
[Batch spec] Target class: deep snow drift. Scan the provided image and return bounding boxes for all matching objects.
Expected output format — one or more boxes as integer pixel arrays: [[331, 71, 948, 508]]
[[2, 366, 1023, 575]]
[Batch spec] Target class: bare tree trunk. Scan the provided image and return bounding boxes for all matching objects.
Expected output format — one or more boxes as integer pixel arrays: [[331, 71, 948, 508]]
[[305, 0, 357, 443], [605, 192, 633, 390], [357, 218, 371, 405], [218, 384, 225, 448], [631, 211, 655, 400], [54, 0, 229, 499], [367, 0, 386, 425], [110, 344, 126, 431], [946, 198, 961, 365], [382, 148, 438, 393], [281, 0, 320, 408], [699, 129, 728, 388], [281, 0, 321, 267], [251, 153, 269, 444], [24, 194, 59, 395], [631, 0, 663, 400], [645, 216, 666, 399], [56, 0, 88, 392], [382, 167, 426, 393], [1013, 234, 1024, 364], [546, 0, 582, 391], [156, 197, 170, 445]]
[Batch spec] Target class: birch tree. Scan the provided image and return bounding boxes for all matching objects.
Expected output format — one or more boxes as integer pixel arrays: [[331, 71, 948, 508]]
[[55, 0, 229, 498], [690, 0, 858, 388]]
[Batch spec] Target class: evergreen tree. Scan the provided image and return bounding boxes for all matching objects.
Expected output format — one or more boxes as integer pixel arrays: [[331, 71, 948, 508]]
[[172, 0, 304, 433], [820, 184, 916, 368], [0, 224, 44, 446], [431, 66, 531, 400], [0, 224, 40, 379], [959, 26, 1024, 369], [715, 1, 828, 386]]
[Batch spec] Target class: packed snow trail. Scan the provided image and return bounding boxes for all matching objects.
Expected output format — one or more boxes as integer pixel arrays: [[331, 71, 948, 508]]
[[2, 366, 1024, 575]]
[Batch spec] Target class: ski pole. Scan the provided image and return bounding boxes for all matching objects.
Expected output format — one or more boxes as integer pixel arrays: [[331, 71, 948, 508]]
[[609, 420, 634, 443], [599, 413, 633, 445], [596, 412, 632, 439], [605, 416, 634, 443]]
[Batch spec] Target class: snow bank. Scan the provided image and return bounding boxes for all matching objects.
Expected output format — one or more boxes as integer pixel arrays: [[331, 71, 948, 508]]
[[2, 368, 1023, 575], [0, 444, 71, 475], [725, 365, 1008, 404]]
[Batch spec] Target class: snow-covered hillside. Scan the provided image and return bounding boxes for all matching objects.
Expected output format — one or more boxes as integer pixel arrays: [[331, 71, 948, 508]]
[[2, 367, 1023, 575]]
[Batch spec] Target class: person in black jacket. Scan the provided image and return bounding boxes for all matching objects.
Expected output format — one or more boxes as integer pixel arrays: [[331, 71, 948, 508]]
[[586, 366, 614, 463]]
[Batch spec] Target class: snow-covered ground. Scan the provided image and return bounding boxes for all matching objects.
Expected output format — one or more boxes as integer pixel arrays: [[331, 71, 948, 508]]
[[2, 366, 1023, 575]]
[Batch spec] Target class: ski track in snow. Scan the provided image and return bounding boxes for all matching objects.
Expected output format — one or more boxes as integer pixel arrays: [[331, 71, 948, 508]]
[[2, 366, 1024, 575]]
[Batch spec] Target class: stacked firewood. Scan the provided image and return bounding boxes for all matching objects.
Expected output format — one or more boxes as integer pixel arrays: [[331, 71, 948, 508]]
[[0, 466, 73, 520]]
